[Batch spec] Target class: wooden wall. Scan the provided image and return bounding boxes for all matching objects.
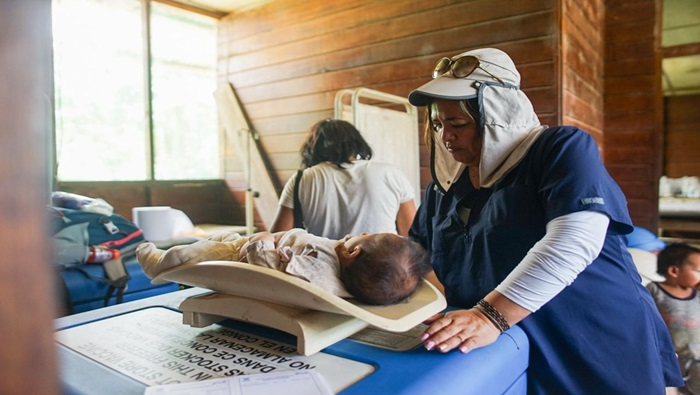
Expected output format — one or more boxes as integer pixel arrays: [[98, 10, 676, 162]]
[[56, 0, 669, 236], [562, 0, 605, 141], [604, 0, 663, 232], [218, 0, 560, 230], [0, 1, 60, 393], [53, 0, 668, 235], [664, 94, 700, 177], [57, 181, 241, 224]]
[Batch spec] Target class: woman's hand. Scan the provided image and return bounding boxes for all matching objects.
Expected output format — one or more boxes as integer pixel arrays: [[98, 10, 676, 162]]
[[421, 309, 501, 353]]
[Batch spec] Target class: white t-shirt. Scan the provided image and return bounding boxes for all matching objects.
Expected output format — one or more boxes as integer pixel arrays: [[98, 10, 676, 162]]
[[279, 160, 414, 239]]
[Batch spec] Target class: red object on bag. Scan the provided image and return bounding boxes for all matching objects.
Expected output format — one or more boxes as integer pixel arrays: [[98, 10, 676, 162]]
[[86, 246, 120, 263]]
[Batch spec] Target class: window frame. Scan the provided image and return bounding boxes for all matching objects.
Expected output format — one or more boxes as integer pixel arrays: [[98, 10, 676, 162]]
[[52, 0, 224, 184]]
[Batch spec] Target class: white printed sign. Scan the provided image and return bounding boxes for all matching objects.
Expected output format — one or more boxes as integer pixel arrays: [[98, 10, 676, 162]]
[[55, 307, 374, 392]]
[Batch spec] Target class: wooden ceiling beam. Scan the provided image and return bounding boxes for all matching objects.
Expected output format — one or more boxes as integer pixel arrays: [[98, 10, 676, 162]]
[[153, 0, 227, 19], [663, 42, 700, 58]]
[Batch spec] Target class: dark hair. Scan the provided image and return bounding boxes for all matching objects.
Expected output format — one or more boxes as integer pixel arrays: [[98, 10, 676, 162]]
[[656, 243, 700, 276], [341, 237, 432, 305], [300, 119, 373, 168], [424, 98, 481, 146]]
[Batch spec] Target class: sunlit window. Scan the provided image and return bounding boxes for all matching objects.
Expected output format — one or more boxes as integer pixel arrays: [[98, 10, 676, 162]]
[[151, 2, 219, 180], [52, 0, 219, 181]]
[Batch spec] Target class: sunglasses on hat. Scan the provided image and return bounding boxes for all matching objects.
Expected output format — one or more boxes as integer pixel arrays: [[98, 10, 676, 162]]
[[432, 55, 505, 84]]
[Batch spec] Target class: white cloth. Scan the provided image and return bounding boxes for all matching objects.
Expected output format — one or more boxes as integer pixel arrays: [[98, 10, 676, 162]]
[[136, 229, 350, 297], [270, 229, 349, 297], [495, 210, 609, 312], [478, 84, 545, 188], [431, 82, 544, 191], [278, 160, 414, 239]]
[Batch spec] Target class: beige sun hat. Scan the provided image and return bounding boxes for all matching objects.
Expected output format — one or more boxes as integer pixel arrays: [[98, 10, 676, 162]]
[[408, 48, 521, 106], [408, 48, 545, 191]]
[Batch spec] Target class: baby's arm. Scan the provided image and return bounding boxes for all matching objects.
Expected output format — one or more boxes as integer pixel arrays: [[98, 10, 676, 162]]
[[243, 231, 281, 269], [246, 231, 275, 246], [282, 246, 351, 297]]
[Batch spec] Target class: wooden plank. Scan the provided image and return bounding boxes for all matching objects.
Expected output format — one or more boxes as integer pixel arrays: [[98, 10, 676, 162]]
[[563, 63, 602, 96], [224, 0, 553, 75], [215, 83, 279, 229], [617, 181, 657, 200], [563, 91, 603, 127], [663, 42, 700, 58], [605, 57, 657, 78], [605, 130, 654, 146], [57, 181, 234, 223], [661, 149, 700, 163], [225, 0, 448, 55], [260, 133, 308, 154], [606, 0, 657, 25], [153, 0, 226, 18], [665, 132, 700, 146], [665, 95, 700, 123], [605, 146, 656, 164], [605, 91, 658, 112], [0, 0, 59, 393], [225, 14, 556, 94], [220, 0, 369, 43], [563, 0, 604, 52], [237, 50, 557, 108], [606, 75, 656, 94], [605, 110, 656, 130], [254, 111, 333, 135], [563, 36, 602, 88], [562, 0, 605, 132], [268, 152, 306, 172], [150, 184, 225, 224], [218, 0, 562, 230], [607, 164, 653, 182], [606, 19, 657, 43], [664, 94, 700, 178], [228, 39, 555, 117], [666, 163, 700, 178]]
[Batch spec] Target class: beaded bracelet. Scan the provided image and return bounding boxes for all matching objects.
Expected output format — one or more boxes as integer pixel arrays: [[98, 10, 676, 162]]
[[474, 299, 510, 334]]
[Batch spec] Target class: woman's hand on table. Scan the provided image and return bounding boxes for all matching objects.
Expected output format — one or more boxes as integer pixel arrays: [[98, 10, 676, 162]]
[[420, 309, 501, 354]]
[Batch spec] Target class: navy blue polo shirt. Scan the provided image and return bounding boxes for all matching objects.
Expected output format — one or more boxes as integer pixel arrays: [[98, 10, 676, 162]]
[[410, 126, 683, 394]]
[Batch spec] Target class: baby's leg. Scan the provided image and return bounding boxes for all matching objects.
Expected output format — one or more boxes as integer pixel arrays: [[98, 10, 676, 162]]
[[136, 238, 247, 279], [208, 231, 246, 243], [136, 242, 174, 279]]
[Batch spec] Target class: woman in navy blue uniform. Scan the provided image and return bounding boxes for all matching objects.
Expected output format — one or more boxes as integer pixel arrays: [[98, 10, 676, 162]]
[[408, 48, 683, 394]]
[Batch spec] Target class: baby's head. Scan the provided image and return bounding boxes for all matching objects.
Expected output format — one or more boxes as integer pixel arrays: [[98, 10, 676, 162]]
[[337, 233, 432, 305], [656, 243, 700, 279]]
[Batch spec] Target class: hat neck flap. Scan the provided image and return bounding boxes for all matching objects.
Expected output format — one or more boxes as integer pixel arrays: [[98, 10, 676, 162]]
[[430, 82, 545, 192]]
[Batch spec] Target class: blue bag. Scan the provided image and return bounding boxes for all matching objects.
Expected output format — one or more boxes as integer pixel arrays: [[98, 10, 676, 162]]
[[49, 206, 146, 311], [49, 206, 145, 266]]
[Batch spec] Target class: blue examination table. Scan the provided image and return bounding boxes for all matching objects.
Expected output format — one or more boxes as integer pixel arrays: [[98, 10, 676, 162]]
[[55, 287, 529, 394]]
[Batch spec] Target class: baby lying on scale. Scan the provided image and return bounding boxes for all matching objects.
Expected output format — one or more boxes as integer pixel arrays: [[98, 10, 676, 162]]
[[136, 228, 431, 306]]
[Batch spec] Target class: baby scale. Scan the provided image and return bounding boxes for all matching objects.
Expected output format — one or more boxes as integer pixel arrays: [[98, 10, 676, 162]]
[[153, 261, 447, 355]]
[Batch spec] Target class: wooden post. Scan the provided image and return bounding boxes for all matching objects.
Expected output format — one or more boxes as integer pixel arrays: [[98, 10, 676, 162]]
[[0, 1, 60, 394]]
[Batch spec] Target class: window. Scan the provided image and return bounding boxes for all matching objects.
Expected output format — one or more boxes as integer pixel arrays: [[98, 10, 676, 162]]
[[52, 0, 219, 181]]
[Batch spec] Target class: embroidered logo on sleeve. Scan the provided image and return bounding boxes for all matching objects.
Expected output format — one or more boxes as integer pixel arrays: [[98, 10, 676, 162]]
[[580, 197, 605, 205]]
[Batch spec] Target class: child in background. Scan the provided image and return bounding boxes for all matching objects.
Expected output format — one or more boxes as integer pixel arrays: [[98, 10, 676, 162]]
[[136, 228, 431, 306], [647, 243, 700, 394]]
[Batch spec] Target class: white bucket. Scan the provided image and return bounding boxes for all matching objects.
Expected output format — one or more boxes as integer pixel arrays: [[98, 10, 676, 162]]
[[132, 206, 193, 241]]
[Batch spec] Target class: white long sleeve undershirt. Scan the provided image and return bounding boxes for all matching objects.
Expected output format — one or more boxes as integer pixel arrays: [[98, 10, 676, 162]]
[[494, 210, 610, 312]]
